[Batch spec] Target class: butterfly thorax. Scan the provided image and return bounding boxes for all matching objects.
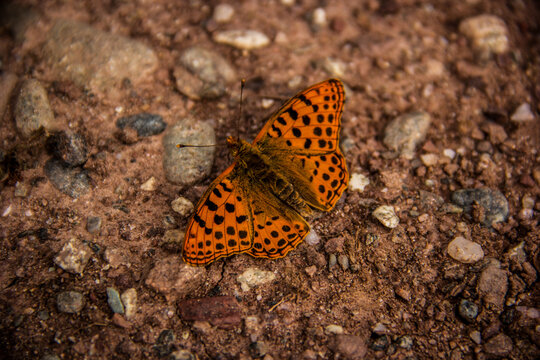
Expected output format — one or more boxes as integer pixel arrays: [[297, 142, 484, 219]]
[[226, 136, 312, 216]]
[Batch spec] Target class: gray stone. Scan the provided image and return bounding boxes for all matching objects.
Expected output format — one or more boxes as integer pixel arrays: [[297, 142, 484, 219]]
[[42, 19, 158, 95], [116, 113, 166, 137], [106, 287, 125, 314], [145, 256, 206, 301], [451, 188, 508, 226], [510, 103, 535, 122], [54, 238, 92, 274], [44, 158, 90, 198], [56, 291, 84, 313], [15, 79, 59, 138], [46, 131, 88, 166], [458, 299, 479, 322], [162, 119, 215, 186], [86, 216, 102, 234], [174, 47, 236, 100], [383, 111, 431, 159]]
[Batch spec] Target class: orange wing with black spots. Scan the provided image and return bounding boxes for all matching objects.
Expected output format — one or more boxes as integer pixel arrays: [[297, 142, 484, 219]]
[[253, 78, 345, 154], [182, 164, 253, 266]]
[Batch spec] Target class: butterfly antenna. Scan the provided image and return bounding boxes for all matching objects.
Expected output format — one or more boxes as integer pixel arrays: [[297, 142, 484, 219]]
[[237, 78, 246, 140]]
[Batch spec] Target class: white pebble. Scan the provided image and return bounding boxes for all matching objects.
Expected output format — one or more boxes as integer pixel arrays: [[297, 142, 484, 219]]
[[311, 8, 327, 28], [213, 4, 235, 23], [140, 176, 157, 191], [349, 173, 370, 192], [213, 30, 270, 50], [510, 103, 535, 122], [373, 205, 399, 228], [171, 197, 194, 217], [420, 153, 439, 167], [304, 230, 321, 246], [325, 324, 344, 335], [280, 0, 295, 5], [459, 14, 509, 57], [443, 148, 456, 159], [447, 237, 484, 263], [2, 205, 12, 217]]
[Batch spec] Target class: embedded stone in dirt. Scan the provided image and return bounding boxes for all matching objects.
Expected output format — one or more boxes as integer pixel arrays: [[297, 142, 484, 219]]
[[116, 113, 166, 137], [42, 19, 158, 95], [372, 205, 399, 228], [237, 268, 276, 291], [15, 79, 60, 138], [57, 291, 85, 313], [44, 158, 91, 198], [330, 334, 368, 359], [177, 296, 241, 329], [459, 15, 509, 60], [484, 333, 513, 356], [451, 188, 508, 226], [54, 238, 92, 274], [383, 111, 431, 159], [121, 288, 137, 320], [213, 30, 270, 50], [145, 257, 206, 301], [46, 131, 89, 167], [477, 260, 508, 310], [162, 119, 215, 186], [447, 237, 484, 264]]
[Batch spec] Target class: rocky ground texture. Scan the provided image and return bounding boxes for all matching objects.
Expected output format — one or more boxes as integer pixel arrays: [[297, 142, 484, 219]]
[[0, 0, 539, 359]]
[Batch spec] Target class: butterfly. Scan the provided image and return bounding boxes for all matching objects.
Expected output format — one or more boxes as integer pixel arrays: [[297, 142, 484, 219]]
[[182, 79, 349, 266]]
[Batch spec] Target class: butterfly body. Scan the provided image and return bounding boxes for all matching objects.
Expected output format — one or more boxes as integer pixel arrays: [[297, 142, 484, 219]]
[[183, 79, 349, 266]]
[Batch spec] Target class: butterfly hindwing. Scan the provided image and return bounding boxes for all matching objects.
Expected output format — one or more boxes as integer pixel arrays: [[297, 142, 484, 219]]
[[183, 164, 253, 266], [253, 79, 345, 154], [248, 192, 310, 258]]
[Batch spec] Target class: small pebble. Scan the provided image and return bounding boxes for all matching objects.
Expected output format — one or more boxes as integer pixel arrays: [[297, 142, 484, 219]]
[[153, 329, 176, 357], [383, 111, 431, 159], [349, 173, 370, 192], [170, 350, 196, 360], [325, 324, 344, 335], [447, 237, 484, 263], [458, 299, 479, 322], [54, 238, 92, 274], [140, 176, 157, 191], [459, 14, 509, 60], [337, 254, 349, 271], [213, 30, 270, 50], [116, 113, 166, 137], [397, 335, 413, 349], [510, 103, 535, 122], [15, 79, 59, 138], [311, 8, 328, 29], [44, 159, 91, 198], [86, 216, 102, 234], [331, 335, 368, 359], [320, 57, 346, 78], [46, 131, 88, 166], [121, 288, 137, 319], [443, 148, 456, 159], [328, 253, 337, 269], [237, 268, 276, 291], [373, 205, 399, 228], [57, 291, 85, 313], [14, 182, 29, 197], [171, 197, 194, 217], [470, 330, 482, 344], [420, 153, 439, 167], [305, 265, 317, 277], [478, 260, 508, 309], [37, 310, 49, 320], [304, 230, 321, 246], [107, 287, 125, 314], [175, 47, 237, 100], [372, 323, 389, 335], [213, 4, 234, 23]]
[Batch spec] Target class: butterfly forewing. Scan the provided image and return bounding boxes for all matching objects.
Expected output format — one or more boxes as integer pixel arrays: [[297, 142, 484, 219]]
[[253, 79, 345, 154], [183, 165, 253, 266]]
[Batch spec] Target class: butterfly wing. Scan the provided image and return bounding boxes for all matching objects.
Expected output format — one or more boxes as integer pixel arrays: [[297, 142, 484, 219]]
[[253, 79, 349, 211], [182, 164, 253, 266], [247, 189, 310, 259]]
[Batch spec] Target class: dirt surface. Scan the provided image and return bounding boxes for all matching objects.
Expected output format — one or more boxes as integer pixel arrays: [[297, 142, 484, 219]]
[[0, 1, 539, 359]]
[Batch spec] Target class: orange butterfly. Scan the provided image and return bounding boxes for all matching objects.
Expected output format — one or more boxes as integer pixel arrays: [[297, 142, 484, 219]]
[[183, 79, 348, 266]]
